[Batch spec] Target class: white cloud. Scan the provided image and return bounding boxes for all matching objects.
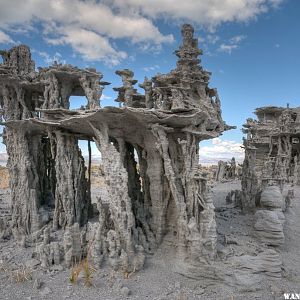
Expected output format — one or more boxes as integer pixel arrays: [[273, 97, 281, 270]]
[[200, 138, 244, 165], [230, 35, 246, 44], [0, 0, 283, 64], [207, 34, 220, 44], [109, 0, 283, 29], [0, 30, 14, 44], [143, 65, 160, 72], [45, 27, 128, 66], [100, 94, 112, 101], [218, 35, 246, 54], [0, 0, 173, 65], [36, 51, 66, 65], [218, 44, 238, 54]]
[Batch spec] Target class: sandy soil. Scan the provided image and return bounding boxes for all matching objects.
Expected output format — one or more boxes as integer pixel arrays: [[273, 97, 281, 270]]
[[0, 181, 299, 300]]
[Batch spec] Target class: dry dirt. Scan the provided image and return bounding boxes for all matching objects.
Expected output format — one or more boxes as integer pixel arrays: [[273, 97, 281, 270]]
[[0, 180, 299, 300]]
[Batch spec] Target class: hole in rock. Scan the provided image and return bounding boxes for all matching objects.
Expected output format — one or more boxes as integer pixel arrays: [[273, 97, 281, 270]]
[[69, 95, 87, 110]]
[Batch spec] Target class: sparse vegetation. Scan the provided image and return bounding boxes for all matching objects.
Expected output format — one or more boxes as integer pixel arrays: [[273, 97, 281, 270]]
[[69, 238, 96, 287], [0, 260, 32, 283], [11, 265, 32, 283], [0, 259, 9, 273], [70, 256, 96, 287], [177, 288, 188, 300]]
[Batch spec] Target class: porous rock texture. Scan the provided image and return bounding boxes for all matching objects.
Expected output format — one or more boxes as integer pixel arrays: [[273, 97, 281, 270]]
[[260, 185, 284, 209], [0, 25, 236, 279], [0, 166, 9, 189], [215, 157, 237, 181], [254, 185, 285, 247], [241, 106, 300, 211]]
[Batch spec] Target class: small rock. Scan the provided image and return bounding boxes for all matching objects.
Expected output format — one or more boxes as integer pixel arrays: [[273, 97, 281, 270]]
[[225, 236, 238, 245], [40, 287, 52, 297], [194, 288, 205, 295], [120, 286, 131, 297], [270, 284, 281, 294], [112, 278, 123, 291], [33, 278, 42, 289], [50, 265, 64, 272], [25, 258, 40, 269], [19, 236, 26, 248], [174, 281, 181, 290]]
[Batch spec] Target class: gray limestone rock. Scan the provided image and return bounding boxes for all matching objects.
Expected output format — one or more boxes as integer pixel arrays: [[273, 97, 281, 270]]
[[254, 210, 284, 246], [260, 185, 284, 209], [241, 106, 300, 211], [232, 249, 282, 286]]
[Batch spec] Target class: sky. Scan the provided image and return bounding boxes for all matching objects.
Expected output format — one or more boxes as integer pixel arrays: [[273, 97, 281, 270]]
[[0, 0, 299, 165]]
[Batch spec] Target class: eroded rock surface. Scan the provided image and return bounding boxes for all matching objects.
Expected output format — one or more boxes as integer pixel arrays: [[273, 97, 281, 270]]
[[0, 24, 235, 279]]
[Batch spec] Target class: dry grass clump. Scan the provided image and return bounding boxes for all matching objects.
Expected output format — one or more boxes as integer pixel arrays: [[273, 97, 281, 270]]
[[177, 288, 188, 300], [123, 267, 136, 279], [70, 238, 96, 287], [70, 257, 96, 287], [11, 265, 32, 283], [0, 260, 32, 283]]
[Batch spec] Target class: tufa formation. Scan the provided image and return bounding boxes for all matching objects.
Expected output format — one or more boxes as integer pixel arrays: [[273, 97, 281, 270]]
[[0, 24, 234, 277]]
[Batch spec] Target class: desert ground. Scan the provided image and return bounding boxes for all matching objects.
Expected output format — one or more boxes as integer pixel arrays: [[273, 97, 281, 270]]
[[0, 179, 299, 300]]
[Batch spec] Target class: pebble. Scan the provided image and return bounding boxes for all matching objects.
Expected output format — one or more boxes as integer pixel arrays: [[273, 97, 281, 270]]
[[40, 286, 52, 297], [174, 281, 181, 290], [50, 265, 64, 272], [33, 278, 42, 289], [25, 259, 40, 269], [194, 288, 205, 295], [120, 286, 131, 297]]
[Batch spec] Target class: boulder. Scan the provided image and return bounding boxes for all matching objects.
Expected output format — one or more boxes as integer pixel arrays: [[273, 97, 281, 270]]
[[254, 210, 284, 246], [260, 186, 283, 209]]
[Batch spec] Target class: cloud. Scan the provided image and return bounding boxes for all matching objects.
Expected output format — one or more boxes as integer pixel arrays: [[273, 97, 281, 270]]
[[143, 65, 160, 72], [35, 50, 66, 65], [207, 34, 220, 44], [0, 0, 173, 65], [109, 0, 283, 29], [229, 35, 246, 44], [0, 0, 283, 64], [218, 35, 246, 54], [100, 94, 112, 101], [218, 44, 239, 54], [200, 138, 244, 165], [45, 27, 128, 66], [0, 30, 15, 44]]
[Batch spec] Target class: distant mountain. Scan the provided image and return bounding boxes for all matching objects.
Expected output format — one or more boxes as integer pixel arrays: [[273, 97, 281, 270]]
[[83, 154, 102, 163]]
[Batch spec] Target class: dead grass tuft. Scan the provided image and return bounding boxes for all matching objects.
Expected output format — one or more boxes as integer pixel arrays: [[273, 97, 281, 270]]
[[0, 259, 10, 273], [69, 237, 96, 287], [177, 288, 188, 300], [11, 265, 32, 283]]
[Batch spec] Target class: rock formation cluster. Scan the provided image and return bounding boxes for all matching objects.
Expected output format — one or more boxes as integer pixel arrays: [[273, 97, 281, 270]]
[[237, 105, 300, 284], [0, 24, 234, 278], [215, 157, 238, 181], [1, 25, 299, 293], [242, 106, 300, 211]]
